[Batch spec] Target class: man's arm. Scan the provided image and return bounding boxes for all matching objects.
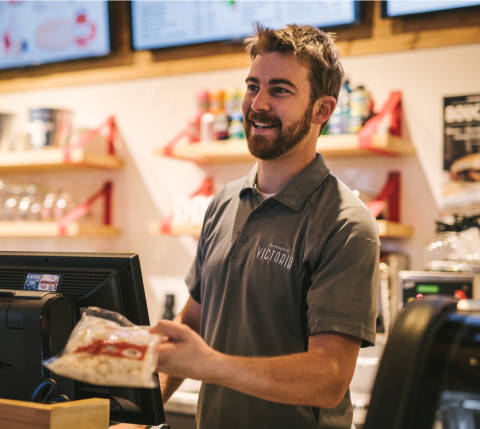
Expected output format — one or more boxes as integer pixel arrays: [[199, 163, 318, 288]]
[[159, 296, 201, 403], [151, 320, 360, 409]]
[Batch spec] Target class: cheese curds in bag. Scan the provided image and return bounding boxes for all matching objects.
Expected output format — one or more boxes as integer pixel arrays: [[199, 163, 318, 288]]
[[44, 307, 161, 388]]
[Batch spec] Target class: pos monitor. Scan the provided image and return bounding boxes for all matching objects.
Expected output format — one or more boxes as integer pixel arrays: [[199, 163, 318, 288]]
[[0, 251, 165, 426]]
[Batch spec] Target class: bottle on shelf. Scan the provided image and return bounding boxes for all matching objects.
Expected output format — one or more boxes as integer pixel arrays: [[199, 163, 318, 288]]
[[162, 294, 176, 321], [40, 188, 57, 221], [349, 84, 370, 134], [225, 87, 245, 140], [189, 90, 210, 143], [2, 182, 21, 221], [200, 112, 215, 142], [225, 87, 243, 117], [53, 188, 74, 220], [210, 89, 229, 141], [228, 111, 245, 139], [328, 79, 351, 135], [17, 184, 36, 220]]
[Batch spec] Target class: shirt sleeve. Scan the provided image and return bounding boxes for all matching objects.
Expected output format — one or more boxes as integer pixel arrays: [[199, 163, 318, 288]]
[[185, 242, 202, 304], [306, 212, 380, 347]]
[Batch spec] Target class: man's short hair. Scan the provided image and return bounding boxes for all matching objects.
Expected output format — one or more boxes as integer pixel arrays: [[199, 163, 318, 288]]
[[244, 24, 345, 104]]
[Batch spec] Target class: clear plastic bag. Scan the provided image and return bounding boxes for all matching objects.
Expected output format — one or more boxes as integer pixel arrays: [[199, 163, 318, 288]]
[[44, 307, 160, 388]]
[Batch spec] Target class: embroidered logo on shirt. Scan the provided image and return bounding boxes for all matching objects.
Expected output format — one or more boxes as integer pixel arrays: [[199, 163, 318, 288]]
[[256, 243, 293, 270]]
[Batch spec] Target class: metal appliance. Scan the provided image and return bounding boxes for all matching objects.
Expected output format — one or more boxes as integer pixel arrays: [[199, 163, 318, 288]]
[[398, 270, 480, 311]]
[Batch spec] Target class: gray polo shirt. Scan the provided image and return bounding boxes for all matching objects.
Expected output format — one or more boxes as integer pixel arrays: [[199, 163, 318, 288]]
[[186, 154, 379, 429]]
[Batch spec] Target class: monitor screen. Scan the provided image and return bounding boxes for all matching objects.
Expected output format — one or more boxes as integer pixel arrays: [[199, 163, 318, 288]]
[[0, 251, 165, 426], [383, 0, 480, 17], [0, 0, 111, 71], [131, 0, 359, 51]]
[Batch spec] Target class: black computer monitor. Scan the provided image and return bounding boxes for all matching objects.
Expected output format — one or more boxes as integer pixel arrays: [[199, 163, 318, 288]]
[[0, 251, 165, 426]]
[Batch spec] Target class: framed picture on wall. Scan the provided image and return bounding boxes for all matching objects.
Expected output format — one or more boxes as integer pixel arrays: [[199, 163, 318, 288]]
[[442, 93, 480, 209]]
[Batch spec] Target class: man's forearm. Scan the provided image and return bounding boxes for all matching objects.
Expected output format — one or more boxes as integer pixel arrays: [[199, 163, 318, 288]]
[[205, 347, 351, 409], [152, 317, 359, 410]]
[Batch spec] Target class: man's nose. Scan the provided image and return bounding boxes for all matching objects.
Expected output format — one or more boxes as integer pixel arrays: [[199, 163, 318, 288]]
[[251, 88, 271, 112]]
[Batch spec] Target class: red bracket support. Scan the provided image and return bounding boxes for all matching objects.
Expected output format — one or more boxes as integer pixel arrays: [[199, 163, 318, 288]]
[[163, 129, 188, 157], [160, 214, 173, 234], [190, 177, 214, 197], [163, 112, 204, 157], [367, 171, 401, 222], [63, 115, 118, 163], [358, 91, 402, 156], [57, 181, 113, 235], [159, 177, 214, 234]]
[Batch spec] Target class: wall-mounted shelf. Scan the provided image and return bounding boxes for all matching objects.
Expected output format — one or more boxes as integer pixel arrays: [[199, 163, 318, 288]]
[[0, 221, 120, 238], [0, 148, 123, 172], [149, 223, 201, 237], [158, 134, 414, 164], [151, 220, 413, 240], [376, 220, 413, 239], [317, 134, 414, 157], [159, 139, 250, 164]]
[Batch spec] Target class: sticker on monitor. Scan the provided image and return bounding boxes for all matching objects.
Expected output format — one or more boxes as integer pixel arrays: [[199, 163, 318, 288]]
[[24, 273, 60, 292]]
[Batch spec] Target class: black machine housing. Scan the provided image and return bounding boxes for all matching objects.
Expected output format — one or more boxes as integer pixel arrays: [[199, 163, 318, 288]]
[[0, 289, 76, 400]]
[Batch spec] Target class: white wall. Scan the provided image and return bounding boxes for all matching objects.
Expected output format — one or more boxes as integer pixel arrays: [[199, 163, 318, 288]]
[[0, 42, 479, 320]]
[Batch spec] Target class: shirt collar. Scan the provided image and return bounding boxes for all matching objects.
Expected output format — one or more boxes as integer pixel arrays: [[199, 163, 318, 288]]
[[239, 154, 330, 211]]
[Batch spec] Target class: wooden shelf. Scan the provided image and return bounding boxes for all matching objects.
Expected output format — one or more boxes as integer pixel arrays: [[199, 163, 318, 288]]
[[0, 148, 123, 172], [152, 220, 413, 239], [0, 221, 120, 238], [149, 222, 201, 237], [376, 220, 414, 239], [316, 134, 415, 157], [159, 134, 414, 164], [160, 139, 251, 164]]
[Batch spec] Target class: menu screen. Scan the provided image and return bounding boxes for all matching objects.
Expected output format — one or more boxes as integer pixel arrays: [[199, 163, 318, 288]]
[[384, 0, 480, 17], [131, 0, 359, 51], [0, 0, 110, 70]]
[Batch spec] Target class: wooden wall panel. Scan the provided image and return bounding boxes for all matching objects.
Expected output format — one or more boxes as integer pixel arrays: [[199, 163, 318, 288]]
[[0, 1, 478, 93]]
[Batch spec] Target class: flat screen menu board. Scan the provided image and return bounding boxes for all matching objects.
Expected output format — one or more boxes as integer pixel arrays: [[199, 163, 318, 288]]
[[383, 0, 480, 17], [131, 0, 359, 51], [0, 1, 110, 70]]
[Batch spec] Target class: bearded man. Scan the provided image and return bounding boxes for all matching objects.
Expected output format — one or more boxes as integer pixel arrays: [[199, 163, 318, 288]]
[[151, 24, 379, 429]]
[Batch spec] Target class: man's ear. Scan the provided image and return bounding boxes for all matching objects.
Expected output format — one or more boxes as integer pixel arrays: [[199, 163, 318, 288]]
[[312, 96, 337, 126]]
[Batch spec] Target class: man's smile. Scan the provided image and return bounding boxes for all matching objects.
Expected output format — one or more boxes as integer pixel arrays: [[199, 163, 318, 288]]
[[253, 121, 276, 129], [247, 111, 282, 135]]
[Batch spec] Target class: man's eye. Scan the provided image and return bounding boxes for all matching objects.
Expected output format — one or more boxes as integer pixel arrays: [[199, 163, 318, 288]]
[[272, 87, 290, 95], [247, 84, 259, 93]]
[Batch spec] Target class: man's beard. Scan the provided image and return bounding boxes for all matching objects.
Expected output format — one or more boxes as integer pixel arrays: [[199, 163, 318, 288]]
[[244, 104, 313, 161]]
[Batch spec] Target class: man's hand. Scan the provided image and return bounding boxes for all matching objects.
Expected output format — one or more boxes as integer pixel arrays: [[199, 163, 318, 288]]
[[150, 319, 219, 382]]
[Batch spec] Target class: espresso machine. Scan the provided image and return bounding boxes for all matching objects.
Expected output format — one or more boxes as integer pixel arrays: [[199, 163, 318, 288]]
[[364, 296, 480, 429]]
